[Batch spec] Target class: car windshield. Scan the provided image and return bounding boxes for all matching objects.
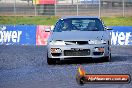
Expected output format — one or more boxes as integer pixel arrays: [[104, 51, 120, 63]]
[[53, 18, 105, 32]]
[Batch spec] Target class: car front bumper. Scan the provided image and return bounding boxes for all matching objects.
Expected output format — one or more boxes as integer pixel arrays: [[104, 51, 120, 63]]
[[47, 44, 111, 60]]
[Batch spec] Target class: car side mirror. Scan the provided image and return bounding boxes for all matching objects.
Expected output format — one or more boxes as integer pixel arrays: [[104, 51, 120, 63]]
[[45, 28, 51, 32]]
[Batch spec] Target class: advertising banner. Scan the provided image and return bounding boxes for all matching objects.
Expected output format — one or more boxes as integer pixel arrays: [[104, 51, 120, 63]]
[[0, 25, 131, 46], [110, 26, 132, 45], [36, 25, 51, 45], [0, 25, 36, 45], [33, 0, 56, 5], [36, 26, 132, 46]]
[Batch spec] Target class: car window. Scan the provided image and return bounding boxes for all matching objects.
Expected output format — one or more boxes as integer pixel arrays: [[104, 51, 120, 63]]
[[53, 18, 105, 32]]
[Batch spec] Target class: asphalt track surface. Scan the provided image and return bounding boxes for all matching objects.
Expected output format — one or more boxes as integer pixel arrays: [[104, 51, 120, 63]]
[[0, 45, 132, 88]]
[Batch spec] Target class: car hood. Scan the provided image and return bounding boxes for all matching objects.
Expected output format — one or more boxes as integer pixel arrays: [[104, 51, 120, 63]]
[[49, 31, 110, 41]]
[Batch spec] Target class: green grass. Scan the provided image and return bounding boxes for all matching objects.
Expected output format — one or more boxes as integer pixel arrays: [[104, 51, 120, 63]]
[[0, 16, 132, 26], [0, 16, 59, 25], [102, 17, 132, 26]]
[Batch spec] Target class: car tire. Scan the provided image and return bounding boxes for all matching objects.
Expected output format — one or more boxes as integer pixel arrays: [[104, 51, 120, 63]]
[[47, 54, 60, 65], [47, 56, 57, 65], [103, 53, 111, 62]]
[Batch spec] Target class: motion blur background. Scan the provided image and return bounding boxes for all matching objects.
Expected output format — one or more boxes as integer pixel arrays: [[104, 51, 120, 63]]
[[0, 0, 132, 17]]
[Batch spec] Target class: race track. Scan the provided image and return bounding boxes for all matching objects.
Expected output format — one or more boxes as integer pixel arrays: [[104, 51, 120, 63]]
[[0, 45, 132, 88]]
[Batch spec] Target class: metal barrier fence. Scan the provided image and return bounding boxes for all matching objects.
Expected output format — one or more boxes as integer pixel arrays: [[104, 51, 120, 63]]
[[0, 0, 132, 17]]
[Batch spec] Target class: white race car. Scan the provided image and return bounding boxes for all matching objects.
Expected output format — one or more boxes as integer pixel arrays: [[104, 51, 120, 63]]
[[47, 16, 112, 65]]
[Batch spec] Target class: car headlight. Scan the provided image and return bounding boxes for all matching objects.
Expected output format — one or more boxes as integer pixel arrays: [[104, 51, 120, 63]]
[[49, 41, 66, 45], [89, 40, 107, 44]]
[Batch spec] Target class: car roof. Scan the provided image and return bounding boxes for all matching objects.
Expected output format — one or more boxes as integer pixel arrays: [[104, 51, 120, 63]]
[[60, 16, 99, 19]]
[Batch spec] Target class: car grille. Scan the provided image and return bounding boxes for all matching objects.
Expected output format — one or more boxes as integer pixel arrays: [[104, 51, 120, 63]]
[[64, 49, 90, 56]]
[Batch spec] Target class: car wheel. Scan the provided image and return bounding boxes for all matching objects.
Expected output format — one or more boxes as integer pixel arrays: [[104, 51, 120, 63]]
[[47, 56, 56, 65], [103, 53, 111, 62], [47, 54, 60, 65]]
